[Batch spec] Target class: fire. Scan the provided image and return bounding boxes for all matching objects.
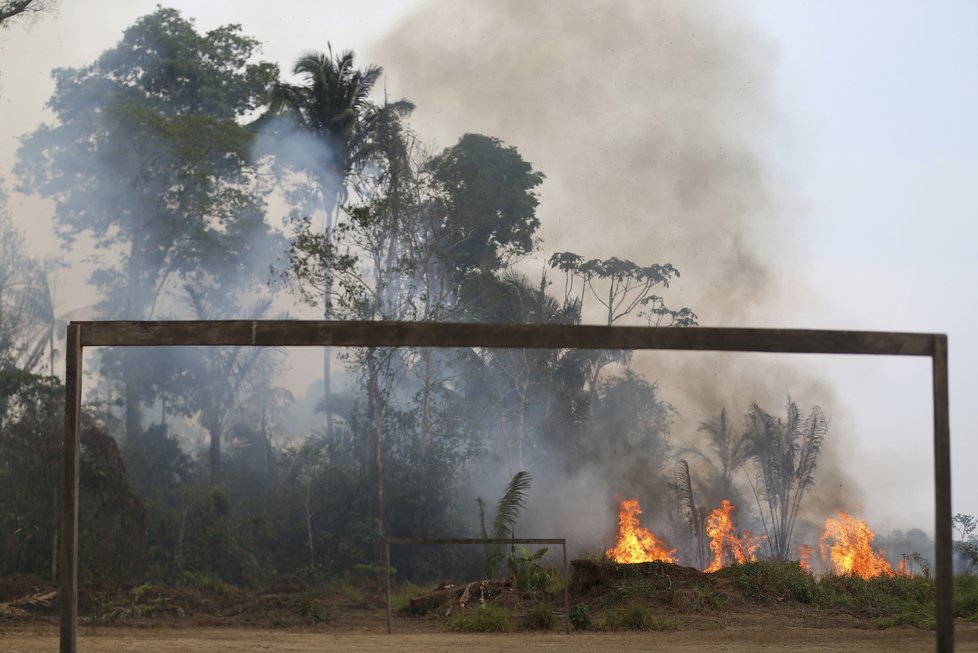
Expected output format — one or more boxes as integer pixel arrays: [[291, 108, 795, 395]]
[[819, 512, 894, 579], [606, 498, 676, 563], [704, 500, 765, 572], [797, 544, 816, 572]]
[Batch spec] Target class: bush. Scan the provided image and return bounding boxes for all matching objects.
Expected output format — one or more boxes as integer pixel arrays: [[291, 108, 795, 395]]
[[446, 604, 510, 632], [955, 574, 978, 619], [294, 595, 331, 623], [570, 602, 592, 631]]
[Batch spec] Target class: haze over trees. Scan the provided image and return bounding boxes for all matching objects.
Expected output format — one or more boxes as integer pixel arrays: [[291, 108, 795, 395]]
[[0, 7, 839, 589], [0, 0, 56, 29]]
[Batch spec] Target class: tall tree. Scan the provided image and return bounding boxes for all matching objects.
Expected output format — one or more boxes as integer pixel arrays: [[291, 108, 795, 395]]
[[265, 46, 413, 437], [744, 398, 826, 560], [427, 133, 544, 280], [695, 408, 752, 503], [16, 8, 279, 440], [0, 197, 46, 377], [548, 252, 696, 435]]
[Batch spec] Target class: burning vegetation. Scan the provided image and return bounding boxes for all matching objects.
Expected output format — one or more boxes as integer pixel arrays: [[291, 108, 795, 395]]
[[605, 499, 676, 564], [606, 498, 902, 580], [820, 512, 895, 580], [703, 500, 764, 572]]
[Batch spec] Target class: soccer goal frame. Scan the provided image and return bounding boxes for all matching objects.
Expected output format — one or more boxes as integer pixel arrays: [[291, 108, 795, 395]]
[[59, 321, 952, 652]]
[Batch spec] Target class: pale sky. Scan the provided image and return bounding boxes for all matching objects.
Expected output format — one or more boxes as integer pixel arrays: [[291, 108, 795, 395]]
[[0, 1, 975, 538]]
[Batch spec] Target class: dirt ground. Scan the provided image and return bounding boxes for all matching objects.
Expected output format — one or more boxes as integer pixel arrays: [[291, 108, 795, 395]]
[[4, 622, 978, 652]]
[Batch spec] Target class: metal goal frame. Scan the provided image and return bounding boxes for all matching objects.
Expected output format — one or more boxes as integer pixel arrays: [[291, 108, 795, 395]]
[[58, 321, 952, 652]]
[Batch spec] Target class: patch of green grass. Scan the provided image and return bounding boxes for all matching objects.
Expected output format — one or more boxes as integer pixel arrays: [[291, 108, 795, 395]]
[[175, 571, 244, 601], [390, 581, 438, 611], [817, 572, 935, 627], [446, 604, 510, 632], [602, 578, 661, 606], [598, 602, 680, 631], [718, 560, 819, 604], [327, 580, 367, 603], [672, 584, 726, 612]]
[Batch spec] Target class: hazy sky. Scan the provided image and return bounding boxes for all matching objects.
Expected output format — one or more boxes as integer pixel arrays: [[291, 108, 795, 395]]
[[0, 0, 975, 536]]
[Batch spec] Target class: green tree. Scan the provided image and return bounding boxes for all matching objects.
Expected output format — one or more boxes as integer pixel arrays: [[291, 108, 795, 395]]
[[265, 46, 413, 437], [548, 252, 696, 436], [0, 373, 62, 579], [953, 513, 978, 572], [427, 133, 544, 279], [16, 8, 279, 440]]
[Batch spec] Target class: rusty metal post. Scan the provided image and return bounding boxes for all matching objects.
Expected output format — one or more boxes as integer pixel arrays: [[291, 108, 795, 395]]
[[60, 324, 82, 653], [933, 335, 953, 653]]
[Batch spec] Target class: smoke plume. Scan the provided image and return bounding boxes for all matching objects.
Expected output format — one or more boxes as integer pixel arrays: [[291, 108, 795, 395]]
[[373, 0, 860, 550]]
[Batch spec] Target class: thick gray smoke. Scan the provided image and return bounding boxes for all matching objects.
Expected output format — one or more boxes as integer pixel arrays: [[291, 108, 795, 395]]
[[372, 0, 860, 554]]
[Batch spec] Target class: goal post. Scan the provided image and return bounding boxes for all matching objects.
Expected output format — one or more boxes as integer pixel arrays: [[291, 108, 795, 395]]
[[58, 321, 952, 652]]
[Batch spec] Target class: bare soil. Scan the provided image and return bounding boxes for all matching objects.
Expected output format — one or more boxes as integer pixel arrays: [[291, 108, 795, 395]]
[[4, 622, 978, 652]]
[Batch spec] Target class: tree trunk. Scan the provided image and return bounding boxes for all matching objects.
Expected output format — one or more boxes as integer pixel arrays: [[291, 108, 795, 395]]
[[367, 350, 386, 561], [420, 348, 433, 459], [322, 200, 337, 440], [208, 420, 221, 481], [305, 480, 315, 568], [123, 360, 143, 441], [175, 509, 187, 571]]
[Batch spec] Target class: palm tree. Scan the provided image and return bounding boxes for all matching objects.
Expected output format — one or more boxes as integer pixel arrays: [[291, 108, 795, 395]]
[[266, 45, 413, 436], [744, 398, 826, 560], [695, 408, 752, 501]]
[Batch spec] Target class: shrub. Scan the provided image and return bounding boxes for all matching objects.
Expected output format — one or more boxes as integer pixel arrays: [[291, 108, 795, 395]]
[[294, 595, 330, 623], [955, 574, 978, 619], [446, 604, 510, 632], [570, 602, 592, 631]]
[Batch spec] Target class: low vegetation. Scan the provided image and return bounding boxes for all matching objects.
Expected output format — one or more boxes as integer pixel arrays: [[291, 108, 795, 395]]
[[446, 604, 510, 632]]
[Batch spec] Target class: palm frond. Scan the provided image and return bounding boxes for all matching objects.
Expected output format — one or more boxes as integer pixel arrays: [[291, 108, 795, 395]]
[[491, 470, 532, 540]]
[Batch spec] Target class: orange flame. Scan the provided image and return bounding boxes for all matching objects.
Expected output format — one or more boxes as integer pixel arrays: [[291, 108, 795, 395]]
[[704, 500, 765, 572], [606, 498, 676, 564], [897, 557, 910, 577], [819, 512, 894, 579], [797, 544, 816, 573]]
